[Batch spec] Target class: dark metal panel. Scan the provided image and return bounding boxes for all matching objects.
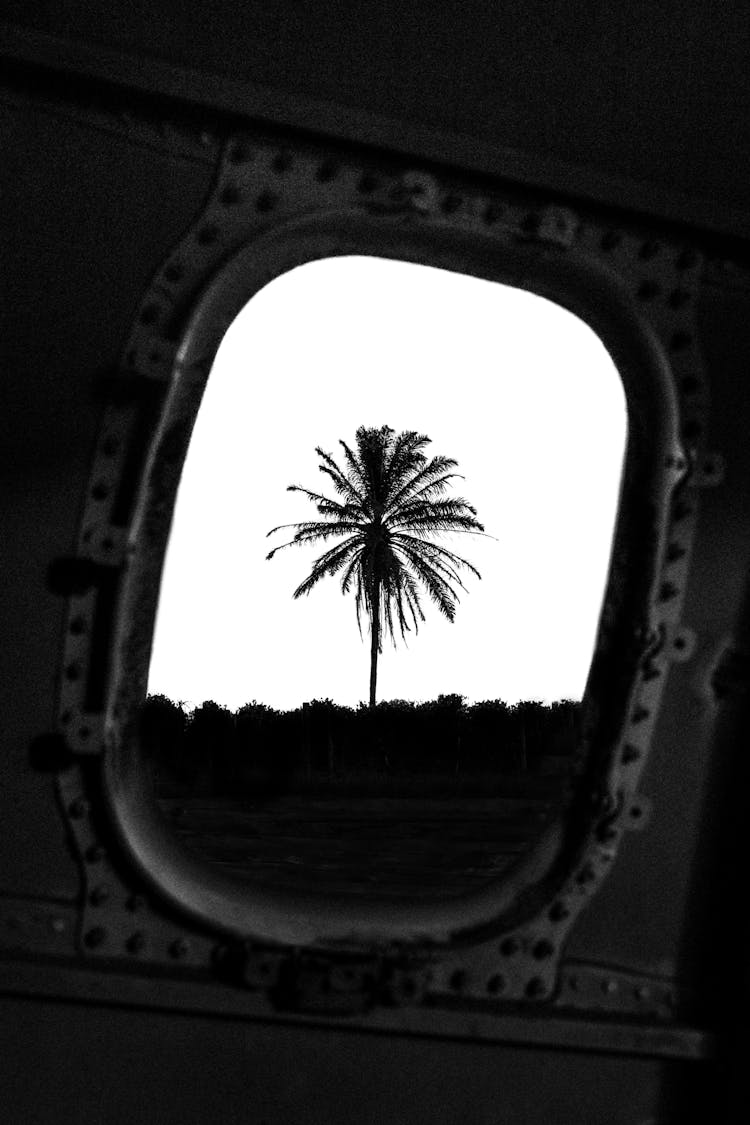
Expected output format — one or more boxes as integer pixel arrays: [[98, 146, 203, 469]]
[[0, 958, 715, 1060], [0, 994, 716, 1125], [565, 268, 750, 1008], [1, 5, 750, 238], [0, 94, 216, 898]]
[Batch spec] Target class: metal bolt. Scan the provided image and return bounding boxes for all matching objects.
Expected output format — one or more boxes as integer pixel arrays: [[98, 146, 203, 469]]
[[525, 977, 547, 999], [533, 940, 554, 961], [126, 932, 146, 955]]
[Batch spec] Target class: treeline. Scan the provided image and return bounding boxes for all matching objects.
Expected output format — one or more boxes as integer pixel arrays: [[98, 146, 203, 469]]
[[140, 694, 583, 798]]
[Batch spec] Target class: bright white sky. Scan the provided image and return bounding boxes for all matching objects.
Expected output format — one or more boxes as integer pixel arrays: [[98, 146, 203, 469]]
[[147, 256, 627, 712]]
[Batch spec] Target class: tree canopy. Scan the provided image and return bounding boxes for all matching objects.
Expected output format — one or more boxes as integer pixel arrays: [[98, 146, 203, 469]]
[[267, 425, 485, 705]]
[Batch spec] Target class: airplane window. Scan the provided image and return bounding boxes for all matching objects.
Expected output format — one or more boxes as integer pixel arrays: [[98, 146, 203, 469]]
[[141, 255, 627, 901]]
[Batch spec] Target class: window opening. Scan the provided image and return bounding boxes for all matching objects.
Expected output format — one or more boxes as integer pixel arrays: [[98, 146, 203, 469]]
[[142, 256, 627, 900]]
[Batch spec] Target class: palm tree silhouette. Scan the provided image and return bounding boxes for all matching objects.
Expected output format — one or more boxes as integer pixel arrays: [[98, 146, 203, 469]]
[[266, 426, 485, 707]]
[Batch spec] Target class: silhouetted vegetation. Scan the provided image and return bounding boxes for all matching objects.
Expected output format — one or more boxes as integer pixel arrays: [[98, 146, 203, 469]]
[[141, 694, 583, 798], [266, 426, 485, 706]]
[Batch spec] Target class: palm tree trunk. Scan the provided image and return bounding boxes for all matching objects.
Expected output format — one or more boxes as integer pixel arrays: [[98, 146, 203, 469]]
[[369, 579, 380, 708]]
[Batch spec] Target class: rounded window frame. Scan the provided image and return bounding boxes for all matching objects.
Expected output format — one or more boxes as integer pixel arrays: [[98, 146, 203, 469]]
[[57, 135, 704, 988]]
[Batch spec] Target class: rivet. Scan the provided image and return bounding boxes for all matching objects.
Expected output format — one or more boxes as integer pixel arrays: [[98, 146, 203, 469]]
[[399, 976, 417, 998], [668, 289, 690, 309], [219, 186, 240, 206], [125, 894, 145, 912], [91, 481, 109, 501], [666, 541, 687, 562], [442, 194, 462, 214], [500, 937, 520, 957], [358, 173, 378, 193], [637, 281, 659, 300], [164, 262, 184, 282], [449, 969, 466, 991], [169, 938, 189, 960], [635, 985, 651, 1001], [631, 706, 650, 724], [228, 143, 251, 164], [671, 331, 692, 351], [532, 940, 554, 961], [622, 743, 641, 764], [601, 978, 619, 995], [486, 974, 505, 995], [316, 160, 339, 182], [68, 799, 86, 819], [139, 303, 159, 326], [69, 616, 86, 635], [577, 863, 596, 885], [660, 581, 679, 602], [65, 663, 81, 681], [484, 202, 504, 224], [89, 885, 110, 906], [126, 932, 146, 954], [50, 917, 66, 934], [256, 191, 278, 213], [272, 151, 292, 173], [680, 375, 701, 395], [84, 926, 106, 948], [672, 499, 693, 523], [549, 901, 570, 922], [196, 224, 218, 245], [676, 248, 698, 270], [600, 231, 622, 251], [525, 976, 547, 999], [84, 844, 104, 863]]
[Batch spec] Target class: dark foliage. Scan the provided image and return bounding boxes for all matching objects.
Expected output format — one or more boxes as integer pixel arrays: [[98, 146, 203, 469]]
[[142, 693, 583, 798]]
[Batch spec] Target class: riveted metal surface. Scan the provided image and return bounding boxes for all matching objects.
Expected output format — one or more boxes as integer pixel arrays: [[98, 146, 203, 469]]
[[51, 125, 709, 1017]]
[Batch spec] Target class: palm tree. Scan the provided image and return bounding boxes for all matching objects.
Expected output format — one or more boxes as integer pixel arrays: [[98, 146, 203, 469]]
[[266, 426, 485, 707]]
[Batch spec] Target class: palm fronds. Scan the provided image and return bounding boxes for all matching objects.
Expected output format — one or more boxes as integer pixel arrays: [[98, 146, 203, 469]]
[[267, 425, 486, 704]]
